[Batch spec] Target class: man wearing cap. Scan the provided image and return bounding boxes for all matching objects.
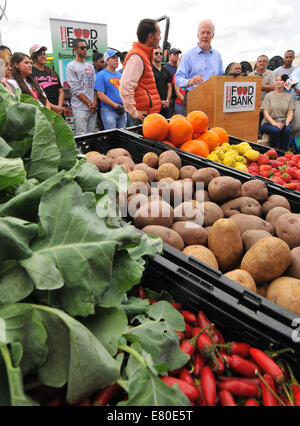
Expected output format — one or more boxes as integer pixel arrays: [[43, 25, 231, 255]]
[[66, 38, 97, 136], [153, 47, 173, 119], [30, 44, 65, 116], [120, 18, 162, 126], [164, 48, 182, 116], [95, 49, 127, 130], [175, 20, 224, 92]]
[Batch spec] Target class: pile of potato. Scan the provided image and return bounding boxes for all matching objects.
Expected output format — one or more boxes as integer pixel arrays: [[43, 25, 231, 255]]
[[86, 148, 300, 316]]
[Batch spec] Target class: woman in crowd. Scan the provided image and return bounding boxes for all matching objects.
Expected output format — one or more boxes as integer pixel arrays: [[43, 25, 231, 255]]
[[261, 74, 295, 151], [30, 45, 64, 115], [0, 58, 13, 93], [0, 45, 12, 80], [7, 52, 51, 108]]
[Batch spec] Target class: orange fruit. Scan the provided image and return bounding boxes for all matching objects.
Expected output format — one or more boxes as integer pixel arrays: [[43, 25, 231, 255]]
[[187, 111, 209, 134], [180, 140, 210, 158], [193, 133, 203, 140], [168, 117, 194, 147], [198, 130, 220, 152], [210, 127, 229, 145], [143, 113, 169, 142], [162, 141, 176, 147], [170, 114, 185, 122]]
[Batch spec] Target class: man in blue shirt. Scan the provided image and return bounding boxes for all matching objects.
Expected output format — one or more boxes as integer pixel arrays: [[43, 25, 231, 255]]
[[175, 20, 224, 92], [95, 49, 127, 130]]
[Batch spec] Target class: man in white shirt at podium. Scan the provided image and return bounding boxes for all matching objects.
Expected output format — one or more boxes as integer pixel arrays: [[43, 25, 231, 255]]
[[175, 20, 224, 92]]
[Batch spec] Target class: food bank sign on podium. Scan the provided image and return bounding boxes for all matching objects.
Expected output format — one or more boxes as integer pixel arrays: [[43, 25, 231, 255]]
[[187, 76, 262, 143]]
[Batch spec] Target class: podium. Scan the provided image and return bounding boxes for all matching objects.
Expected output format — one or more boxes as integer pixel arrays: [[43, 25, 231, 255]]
[[187, 76, 262, 143]]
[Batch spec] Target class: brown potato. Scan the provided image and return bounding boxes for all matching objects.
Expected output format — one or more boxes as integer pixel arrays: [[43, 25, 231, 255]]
[[202, 202, 224, 227], [85, 151, 102, 160], [112, 156, 135, 173], [242, 230, 273, 252], [128, 170, 149, 184], [157, 163, 180, 181], [143, 152, 159, 168], [174, 201, 204, 225], [241, 180, 268, 203], [224, 270, 257, 293], [261, 195, 291, 217], [107, 148, 132, 161], [193, 168, 221, 189], [267, 277, 300, 315], [241, 237, 292, 284], [127, 194, 149, 217], [134, 200, 174, 229], [128, 182, 151, 198], [159, 150, 182, 169], [180, 166, 197, 180], [221, 197, 262, 218], [170, 180, 194, 207], [194, 189, 211, 203], [257, 284, 269, 298], [183, 246, 219, 270], [275, 213, 300, 249], [208, 219, 244, 273], [266, 207, 291, 229], [229, 214, 274, 236], [134, 164, 156, 183], [286, 247, 300, 279], [142, 225, 185, 251], [86, 154, 112, 173], [208, 177, 242, 204], [171, 222, 209, 246]]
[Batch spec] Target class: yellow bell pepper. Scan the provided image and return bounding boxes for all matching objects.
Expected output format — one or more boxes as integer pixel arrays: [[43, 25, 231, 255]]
[[244, 149, 260, 162], [235, 163, 248, 172]]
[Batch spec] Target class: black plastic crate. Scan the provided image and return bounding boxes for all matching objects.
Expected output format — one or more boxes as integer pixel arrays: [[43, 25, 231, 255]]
[[125, 124, 286, 156], [75, 129, 300, 212], [145, 254, 300, 377]]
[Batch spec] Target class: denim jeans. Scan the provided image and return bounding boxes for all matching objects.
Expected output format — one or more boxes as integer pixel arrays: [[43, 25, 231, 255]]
[[73, 108, 97, 136], [174, 103, 185, 116], [261, 123, 292, 151], [101, 107, 127, 130]]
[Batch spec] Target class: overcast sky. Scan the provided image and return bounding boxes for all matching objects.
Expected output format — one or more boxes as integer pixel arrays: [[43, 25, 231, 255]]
[[1, 0, 299, 68]]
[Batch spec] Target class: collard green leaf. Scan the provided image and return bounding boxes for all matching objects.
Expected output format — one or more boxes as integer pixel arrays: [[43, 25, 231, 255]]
[[0, 156, 26, 190], [4, 102, 36, 142], [0, 137, 12, 158], [20, 253, 64, 291], [0, 264, 34, 305]]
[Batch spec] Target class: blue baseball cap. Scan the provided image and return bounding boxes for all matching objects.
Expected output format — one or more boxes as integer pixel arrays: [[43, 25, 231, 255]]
[[104, 49, 121, 61]]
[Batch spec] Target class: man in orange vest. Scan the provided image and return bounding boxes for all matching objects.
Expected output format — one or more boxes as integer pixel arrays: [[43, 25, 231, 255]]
[[120, 19, 162, 127]]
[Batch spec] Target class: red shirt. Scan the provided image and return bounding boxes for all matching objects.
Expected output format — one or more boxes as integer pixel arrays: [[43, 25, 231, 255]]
[[173, 74, 185, 105]]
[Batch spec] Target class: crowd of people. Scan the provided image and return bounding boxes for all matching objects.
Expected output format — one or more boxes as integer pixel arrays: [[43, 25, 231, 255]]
[[0, 18, 300, 152]]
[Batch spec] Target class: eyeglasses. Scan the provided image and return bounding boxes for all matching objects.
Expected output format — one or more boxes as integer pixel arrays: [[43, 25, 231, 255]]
[[155, 52, 163, 56], [78, 46, 88, 51]]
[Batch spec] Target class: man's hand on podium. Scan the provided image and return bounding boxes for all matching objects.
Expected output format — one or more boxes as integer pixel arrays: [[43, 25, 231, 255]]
[[188, 74, 204, 87]]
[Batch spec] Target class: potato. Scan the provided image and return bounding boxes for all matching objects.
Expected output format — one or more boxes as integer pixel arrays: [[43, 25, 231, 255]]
[[257, 284, 269, 298], [112, 156, 135, 173], [275, 213, 300, 249], [180, 166, 197, 180], [128, 182, 151, 198], [242, 230, 273, 252], [241, 237, 292, 284], [183, 246, 219, 270], [224, 270, 257, 293], [174, 201, 204, 225], [134, 164, 156, 183], [159, 150, 182, 169], [208, 176, 242, 204], [134, 200, 174, 229], [193, 168, 221, 189], [107, 148, 132, 161], [171, 222, 209, 246], [261, 195, 291, 217], [221, 197, 262, 218], [266, 207, 291, 229], [267, 277, 300, 315], [127, 194, 149, 217], [202, 202, 224, 227], [86, 154, 112, 173], [194, 189, 211, 203], [143, 152, 159, 168], [142, 225, 185, 251], [128, 170, 149, 184], [286, 248, 300, 279], [157, 163, 180, 181], [85, 151, 102, 160], [208, 219, 244, 273], [241, 180, 268, 203], [170, 180, 194, 207], [229, 214, 274, 236]]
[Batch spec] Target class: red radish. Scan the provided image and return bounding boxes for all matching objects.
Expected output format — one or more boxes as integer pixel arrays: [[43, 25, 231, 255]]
[[201, 366, 217, 406], [244, 399, 260, 406], [219, 376, 261, 386], [197, 333, 217, 360], [181, 310, 197, 326], [230, 355, 259, 377], [162, 377, 198, 402], [218, 380, 260, 398], [196, 384, 208, 407], [219, 390, 237, 407], [94, 384, 121, 406], [218, 342, 251, 358], [171, 303, 182, 311], [179, 368, 194, 386], [249, 348, 284, 384], [260, 375, 278, 406], [194, 353, 206, 377]]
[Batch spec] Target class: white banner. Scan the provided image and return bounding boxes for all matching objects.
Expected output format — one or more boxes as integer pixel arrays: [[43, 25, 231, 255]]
[[224, 82, 257, 113]]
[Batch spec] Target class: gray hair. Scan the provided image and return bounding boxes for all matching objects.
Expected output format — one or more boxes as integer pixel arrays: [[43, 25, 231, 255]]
[[0, 58, 5, 81], [198, 20, 215, 35], [257, 55, 269, 62]]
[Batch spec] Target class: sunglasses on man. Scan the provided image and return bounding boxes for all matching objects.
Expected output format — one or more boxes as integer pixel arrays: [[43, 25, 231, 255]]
[[155, 52, 163, 56], [77, 46, 89, 51]]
